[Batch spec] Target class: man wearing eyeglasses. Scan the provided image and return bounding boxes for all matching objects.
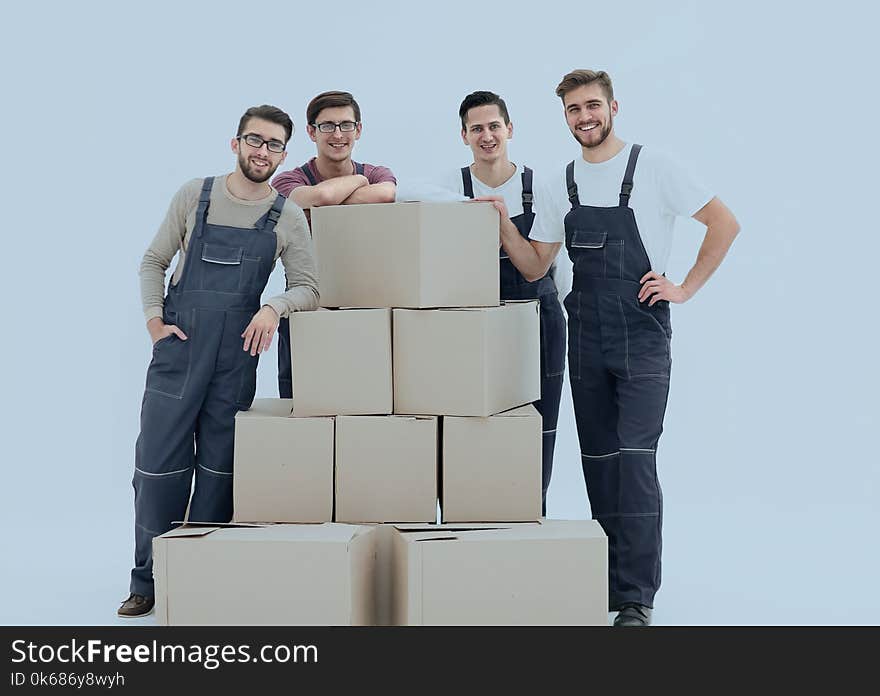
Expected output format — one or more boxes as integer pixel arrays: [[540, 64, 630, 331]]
[[119, 105, 319, 618], [272, 90, 396, 398]]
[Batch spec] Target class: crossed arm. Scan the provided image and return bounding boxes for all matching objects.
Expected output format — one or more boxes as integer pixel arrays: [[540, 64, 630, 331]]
[[290, 176, 396, 208]]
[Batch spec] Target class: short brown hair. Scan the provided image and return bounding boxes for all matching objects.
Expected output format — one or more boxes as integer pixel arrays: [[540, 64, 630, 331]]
[[458, 91, 510, 129], [555, 70, 614, 103], [237, 105, 294, 143], [306, 91, 361, 126]]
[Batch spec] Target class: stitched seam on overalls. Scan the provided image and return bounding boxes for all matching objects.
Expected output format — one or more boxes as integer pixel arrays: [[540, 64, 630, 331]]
[[621, 447, 656, 453], [582, 451, 619, 459], [134, 466, 190, 478], [616, 296, 630, 380], [197, 463, 233, 476], [542, 429, 557, 434]]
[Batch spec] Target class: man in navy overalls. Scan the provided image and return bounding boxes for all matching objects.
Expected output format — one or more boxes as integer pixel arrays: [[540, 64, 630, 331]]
[[456, 91, 566, 515], [271, 90, 397, 399], [120, 105, 320, 617], [550, 70, 740, 625]]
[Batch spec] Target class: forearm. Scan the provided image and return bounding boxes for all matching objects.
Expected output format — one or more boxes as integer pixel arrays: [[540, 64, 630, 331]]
[[680, 218, 740, 298], [291, 175, 368, 208], [342, 182, 396, 205], [500, 219, 558, 281]]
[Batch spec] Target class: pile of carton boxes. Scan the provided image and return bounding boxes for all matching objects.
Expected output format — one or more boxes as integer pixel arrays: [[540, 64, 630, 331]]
[[152, 202, 608, 625]]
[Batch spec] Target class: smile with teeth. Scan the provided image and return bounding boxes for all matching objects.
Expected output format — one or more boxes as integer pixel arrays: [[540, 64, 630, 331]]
[[250, 158, 269, 167], [578, 123, 599, 132]]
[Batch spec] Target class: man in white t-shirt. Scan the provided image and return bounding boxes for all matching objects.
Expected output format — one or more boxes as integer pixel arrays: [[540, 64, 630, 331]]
[[452, 90, 566, 515], [544, 70, 740, 626]]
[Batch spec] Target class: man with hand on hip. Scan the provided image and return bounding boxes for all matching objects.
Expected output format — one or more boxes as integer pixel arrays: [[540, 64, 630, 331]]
[[545, 70, 740, 626]]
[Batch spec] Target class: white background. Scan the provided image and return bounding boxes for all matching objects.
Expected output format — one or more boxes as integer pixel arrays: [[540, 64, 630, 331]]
[[1, 0, 877, 624]]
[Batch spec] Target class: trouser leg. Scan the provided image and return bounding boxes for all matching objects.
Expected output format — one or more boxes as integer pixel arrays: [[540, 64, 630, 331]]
[[189, 312, 257, 523], [610, 374, 670, 609], [277, 317, 292, 399], [536, 295, 566, 515], [130, 391, 198, 596]]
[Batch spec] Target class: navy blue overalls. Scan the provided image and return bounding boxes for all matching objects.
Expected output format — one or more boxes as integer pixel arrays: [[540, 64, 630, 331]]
[[131, 177, 283, 596], [462, 166, 566, 514], [563, 145, 671, 609], [277, 161, 365, 398]]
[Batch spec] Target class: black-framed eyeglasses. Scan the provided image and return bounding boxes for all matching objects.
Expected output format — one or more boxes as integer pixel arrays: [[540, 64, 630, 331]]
[[312, 120, 359, 133], [237, 133, 286, 153]]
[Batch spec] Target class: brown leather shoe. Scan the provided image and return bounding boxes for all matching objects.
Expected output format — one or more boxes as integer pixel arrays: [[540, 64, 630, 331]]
[[117, 593, 154, 618]]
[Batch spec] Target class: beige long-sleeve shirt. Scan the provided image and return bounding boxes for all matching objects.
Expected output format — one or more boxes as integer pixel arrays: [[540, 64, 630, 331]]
[[139, 175, 319, 322]]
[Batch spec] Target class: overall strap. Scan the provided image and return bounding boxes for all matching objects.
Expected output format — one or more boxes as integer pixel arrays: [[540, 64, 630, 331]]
[[565, 161, 579, 208], [195, 176, 214, 238], [521, 166, 534, 216], [300, 161, 318, 186], [619, 144, 642, 208], [461, 166, 474, 199], [354, 161, 365, 176], [262, 194, 287, 234]]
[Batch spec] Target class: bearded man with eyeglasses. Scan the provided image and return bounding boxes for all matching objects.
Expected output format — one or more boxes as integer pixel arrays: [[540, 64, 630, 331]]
[[118, 105, 319, 618], [271, 90, 396, 398]]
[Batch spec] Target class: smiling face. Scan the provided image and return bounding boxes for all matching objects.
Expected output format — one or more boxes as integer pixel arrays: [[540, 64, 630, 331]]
[[232, 117, 288, 183], [461, 104, 512, 165], [307, 105, 362, 163], [563, 82, 618, 150]]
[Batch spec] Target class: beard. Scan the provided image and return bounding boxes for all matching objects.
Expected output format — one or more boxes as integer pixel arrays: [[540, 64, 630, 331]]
[[571, 117, 613, 149], [238, 151, 278, 183]]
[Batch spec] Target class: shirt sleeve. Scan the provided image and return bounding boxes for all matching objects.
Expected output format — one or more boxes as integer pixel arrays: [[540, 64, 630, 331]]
[[139, 179, 200, 323], [263, 202, 320, 318], [652, 150, 714, 218], [271, 167, 311, 197], [364, 164, 397, 185], [528, 173, 566, 244]]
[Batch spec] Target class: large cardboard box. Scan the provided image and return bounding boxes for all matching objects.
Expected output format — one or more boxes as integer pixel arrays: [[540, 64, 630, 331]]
[[335, 416, 438, 524], [153, 523, 378, 625], [290, 308, 392, 416], [233, 399, 333, 523], [311, 202, 500, 309], [442, 405, 541, 523], [390, 520, 608, 625], [393, 301, 540, 416]]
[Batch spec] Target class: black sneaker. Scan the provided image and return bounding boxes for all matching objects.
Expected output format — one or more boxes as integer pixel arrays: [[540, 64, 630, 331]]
[[613, 602, 652, 627], [117, 593, 154, 618]]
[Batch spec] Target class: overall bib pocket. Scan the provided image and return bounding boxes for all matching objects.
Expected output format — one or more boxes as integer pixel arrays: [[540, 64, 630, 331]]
[[199, 243, 244, 293]]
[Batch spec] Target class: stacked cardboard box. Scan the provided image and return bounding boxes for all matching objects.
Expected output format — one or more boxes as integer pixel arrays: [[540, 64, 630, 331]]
[[154, 202, 608, 625]]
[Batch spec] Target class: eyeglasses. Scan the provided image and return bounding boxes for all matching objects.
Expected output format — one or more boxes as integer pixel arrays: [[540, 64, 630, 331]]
[[238, 133, 286, 153], [312, 120, 359, 133]]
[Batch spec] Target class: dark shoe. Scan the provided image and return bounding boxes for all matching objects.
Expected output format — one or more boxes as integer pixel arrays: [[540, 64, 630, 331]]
[[118, 593, 154, 618], [613, 602, 652, 627]]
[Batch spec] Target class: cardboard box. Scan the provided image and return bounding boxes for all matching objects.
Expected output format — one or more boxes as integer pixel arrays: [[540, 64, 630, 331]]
[[390, 520, 608, 625], [442, 405, 541, 522], [393, 301, 540, 416], [311, 202, 500, 309], [290, 308, 392, 416], [233, 399, 333, 523], [153, 523, 378, 625], [335, 416, 438, 523]]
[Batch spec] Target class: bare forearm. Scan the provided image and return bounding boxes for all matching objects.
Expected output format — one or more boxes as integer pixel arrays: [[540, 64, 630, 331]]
[[342, 182, 396, 205], [678, 197, 740, 298], [500, 218, 559, 281], [291, 175, 368, 208]]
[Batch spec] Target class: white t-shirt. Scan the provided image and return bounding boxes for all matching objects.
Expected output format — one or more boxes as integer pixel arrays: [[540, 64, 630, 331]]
[[442, 164, 559, 244], [542, 144, 714, 275]]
